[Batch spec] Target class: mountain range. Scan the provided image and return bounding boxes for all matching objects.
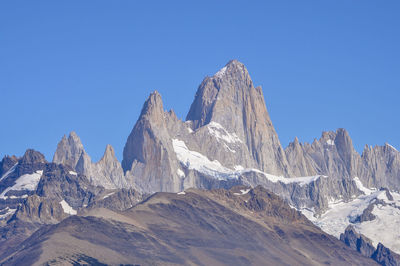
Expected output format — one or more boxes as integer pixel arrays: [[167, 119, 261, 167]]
[[0, 60, 399, 265]]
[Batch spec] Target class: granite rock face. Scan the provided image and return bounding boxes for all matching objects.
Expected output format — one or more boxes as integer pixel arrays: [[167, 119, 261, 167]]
[[186, 60, 291, 176], [285, 130, 400, 192], [360, 143, 400, 190], [53, 132, 84, 169], [285, 129, 362, 180], [122, 91, 182, 193]]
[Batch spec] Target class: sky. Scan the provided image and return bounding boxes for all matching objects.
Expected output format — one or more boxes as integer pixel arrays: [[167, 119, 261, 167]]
[[0, 1, 399, 162]]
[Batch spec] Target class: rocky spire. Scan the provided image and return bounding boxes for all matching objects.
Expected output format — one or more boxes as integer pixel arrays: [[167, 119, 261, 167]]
[[138, 90, 165, 125], [360, 142, 400, 189], [93, 144, 127, 188], [186, 60, 254, 129], [287, 129, 362, 179], [186, 60, 291, 176], [53, 131, 85, 168], [122, 91, 168, 172], [285, 137, 317, 176], [334, 128, 361, 177], [53, 132, 126, 189], [122, 91, 181, 193], [20, 149, 47, 165]]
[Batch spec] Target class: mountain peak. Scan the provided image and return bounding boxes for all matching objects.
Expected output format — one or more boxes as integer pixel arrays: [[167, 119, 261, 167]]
[[212, 59, 251, 83], [101, 144, 116, 161], [186, 60, 290, 175], [53, 131, 85, 168], [20, 149, 46, 165], [138, 90, 164, 122], [186, 60, 254, 128]]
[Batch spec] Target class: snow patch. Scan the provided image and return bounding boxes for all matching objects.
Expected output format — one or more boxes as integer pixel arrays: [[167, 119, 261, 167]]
[[207, 122, 242, 144], [387, 143, 398, 151], [353, 177, 375, 195], [327, 139, 335, 145], [69, 171, 77, 176], [176, 169, 185, 177], [302, 192, 380, 238], [214, 66, 227, 78], [355, 203, 400, 252], [172, 139, 238, 180], [102, 192, 116, 199], [172, 138, 323, 186], [177, 191, 186, 195], [246, 168, 323, 186], [234, 165, 244, 171], [0, 170, 43, 199], [234, 189, 251, 196], [240, 189, 251, 195], [59, 200, 77, 215], [300, 187, 400, 253]]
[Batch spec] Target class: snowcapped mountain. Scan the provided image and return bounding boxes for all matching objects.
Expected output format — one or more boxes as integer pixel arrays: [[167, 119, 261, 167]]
[[1, 60, 399, 265]]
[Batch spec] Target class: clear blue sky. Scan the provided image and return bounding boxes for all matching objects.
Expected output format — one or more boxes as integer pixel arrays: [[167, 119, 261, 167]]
[[1, 1, 399, 161]]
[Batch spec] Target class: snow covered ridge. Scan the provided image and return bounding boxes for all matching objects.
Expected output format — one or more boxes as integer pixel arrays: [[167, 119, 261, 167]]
[[0, 163, 18, 182], [172, 139, 238, 180], [245, 168, 324, 187], [0, 170, 43, 199], [207, 122, 243, 144], [301, 177, 400, 254], [172, 138, 324, 186]]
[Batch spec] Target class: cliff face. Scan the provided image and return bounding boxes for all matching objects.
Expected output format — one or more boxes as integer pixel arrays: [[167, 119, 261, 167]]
[[186, 60, 291, 176], [360, 143, 400, 190], [121, 91, 182, 193], [285, 130, 400, 191]]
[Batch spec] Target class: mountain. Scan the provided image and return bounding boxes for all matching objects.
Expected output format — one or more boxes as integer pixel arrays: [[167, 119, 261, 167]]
[[53, 132, 127, 189], [1, 59, 399, 265], [116, 61, 361, 215], [0, 149, 142, 259], [0, 186, 377, 265], [186, 60, 291, 176], [49, 60, 400, 253]]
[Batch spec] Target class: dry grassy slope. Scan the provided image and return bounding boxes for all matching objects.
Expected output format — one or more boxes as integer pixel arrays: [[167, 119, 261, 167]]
[[1, 186, 377, 266]]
